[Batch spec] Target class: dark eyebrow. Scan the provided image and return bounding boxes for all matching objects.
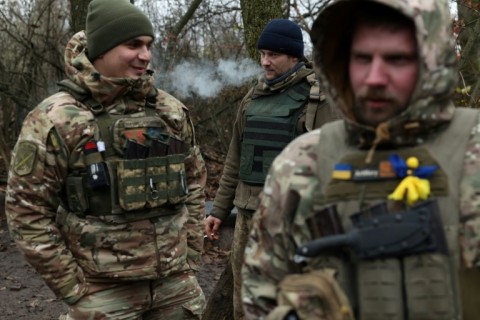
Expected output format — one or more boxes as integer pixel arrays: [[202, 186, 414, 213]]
[[350, 48, 370, 56], [125, 38, 154, 46]]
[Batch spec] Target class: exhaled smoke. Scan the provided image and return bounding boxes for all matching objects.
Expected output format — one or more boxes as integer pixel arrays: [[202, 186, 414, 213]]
[[165, 58, 261, 99]]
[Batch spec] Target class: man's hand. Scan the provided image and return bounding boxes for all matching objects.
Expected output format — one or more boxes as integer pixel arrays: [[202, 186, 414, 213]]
[[205, 215, 223, 240]]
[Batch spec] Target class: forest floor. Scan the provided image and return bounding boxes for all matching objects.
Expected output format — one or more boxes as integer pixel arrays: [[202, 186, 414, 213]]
[[0, 148, 232, 319]]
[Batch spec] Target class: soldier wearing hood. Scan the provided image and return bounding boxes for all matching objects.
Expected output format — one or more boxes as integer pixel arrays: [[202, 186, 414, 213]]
[[204, 19, 340, 319], [242, 0, 480, 319], [5, 0, 206, 318]]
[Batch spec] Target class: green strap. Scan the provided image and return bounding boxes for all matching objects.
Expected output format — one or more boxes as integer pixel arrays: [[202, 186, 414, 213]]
[[58, 79, 159, 158], [305, 79, 321, 131]]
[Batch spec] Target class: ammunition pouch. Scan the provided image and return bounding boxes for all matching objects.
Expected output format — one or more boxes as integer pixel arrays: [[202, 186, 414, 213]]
[[116, 154, 188, 211], [66, 153, 188, 219], [270, 270, 354, 320], [296, 199, 457, 319]]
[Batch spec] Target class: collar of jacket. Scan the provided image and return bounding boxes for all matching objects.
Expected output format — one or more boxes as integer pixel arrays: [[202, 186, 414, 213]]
[[252, 63, 314, 98]]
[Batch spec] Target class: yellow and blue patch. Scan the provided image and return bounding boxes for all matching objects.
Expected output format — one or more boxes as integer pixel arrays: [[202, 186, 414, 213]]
[[332, 161, 396, 181], [332, 163, 352, 180]]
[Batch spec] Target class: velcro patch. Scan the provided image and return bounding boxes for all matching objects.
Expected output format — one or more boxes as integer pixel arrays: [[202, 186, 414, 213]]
[[13, 141, 38, 176]]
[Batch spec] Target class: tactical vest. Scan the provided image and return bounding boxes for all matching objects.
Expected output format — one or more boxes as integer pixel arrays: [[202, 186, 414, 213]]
[[298, 108, 479, 319], [58, 80, 188, 222], [238, 81, 310, 184]]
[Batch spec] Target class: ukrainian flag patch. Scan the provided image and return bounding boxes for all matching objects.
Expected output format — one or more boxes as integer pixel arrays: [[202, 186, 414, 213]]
[[332, 163, 352, 180]]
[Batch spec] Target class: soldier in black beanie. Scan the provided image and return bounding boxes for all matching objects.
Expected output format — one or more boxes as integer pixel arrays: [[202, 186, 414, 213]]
[[6, 0, 207, 319], [205, 18, 341, 320], [257, 19, 304, 61]]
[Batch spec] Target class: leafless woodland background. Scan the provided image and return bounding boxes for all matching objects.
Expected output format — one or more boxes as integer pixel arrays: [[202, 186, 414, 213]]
[[0, 0, 479, 318], [0, 0, 478, 183]]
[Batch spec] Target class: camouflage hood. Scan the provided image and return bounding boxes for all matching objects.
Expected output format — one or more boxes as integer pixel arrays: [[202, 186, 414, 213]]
[[63, 31, 155, 113], [311, 0, 457, 148]]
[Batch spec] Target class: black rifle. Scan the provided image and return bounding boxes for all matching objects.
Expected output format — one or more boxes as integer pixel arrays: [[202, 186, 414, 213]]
[[296, 199, 447, 261]]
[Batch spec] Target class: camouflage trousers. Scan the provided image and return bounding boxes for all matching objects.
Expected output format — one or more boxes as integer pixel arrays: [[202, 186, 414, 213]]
[[232, 208, 254, 320], [60, 270, 205, 320]]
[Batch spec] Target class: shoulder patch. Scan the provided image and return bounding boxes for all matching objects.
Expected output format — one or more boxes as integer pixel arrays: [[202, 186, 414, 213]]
[[13, 141, 38, 176]]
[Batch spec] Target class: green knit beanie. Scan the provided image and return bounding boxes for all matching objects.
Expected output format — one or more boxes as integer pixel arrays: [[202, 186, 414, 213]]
[[86, 0, 154, 61]]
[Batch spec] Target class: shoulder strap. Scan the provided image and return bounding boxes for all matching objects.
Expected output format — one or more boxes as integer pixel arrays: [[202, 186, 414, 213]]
[[305, 74, 324, 131], [304, 74, 342, 131], [57, 79, 106, 115], [145, 87, 158, 111], [58, 79, 159, 156]]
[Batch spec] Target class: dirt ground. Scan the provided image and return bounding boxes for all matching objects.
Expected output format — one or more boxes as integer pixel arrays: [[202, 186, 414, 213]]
[[0, 151, 233, 319], [0, 206, 232, 320]]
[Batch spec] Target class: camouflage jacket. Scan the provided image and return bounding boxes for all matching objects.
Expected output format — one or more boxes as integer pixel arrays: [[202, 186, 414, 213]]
[[5, 31, 206, 304], [210, 62, 340, 220], [242, 0, 480, 319]]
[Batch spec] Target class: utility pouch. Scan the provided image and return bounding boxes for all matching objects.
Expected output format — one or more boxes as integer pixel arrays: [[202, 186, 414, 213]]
[[112, 117, 169, 157], [148, 139, 169, 157], [145, 157, 168, 208], [117, 159, 147, 211], [164, 154, 188, 203], [116, 154, 188, 212], [124, 139, 148, 159], [307, 204, 344, 239], [275, 270, 354, 320], [168, 137, 186, 154]]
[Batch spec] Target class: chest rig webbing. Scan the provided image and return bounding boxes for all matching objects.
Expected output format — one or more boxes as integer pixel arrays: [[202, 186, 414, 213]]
[[238, 81, 310, 185], [58, 80, 188, 221], [298, 109, 479, 319]]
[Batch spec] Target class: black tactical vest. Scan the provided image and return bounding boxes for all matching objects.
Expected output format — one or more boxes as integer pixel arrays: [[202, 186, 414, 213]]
[[238, 81, 310, 184]]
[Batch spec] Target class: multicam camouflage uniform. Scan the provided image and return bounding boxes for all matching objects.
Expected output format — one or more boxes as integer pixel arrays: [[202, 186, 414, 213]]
[[242, 0, 480, 319], [210, 61, 340, 319], [6, 31, 206, 319]]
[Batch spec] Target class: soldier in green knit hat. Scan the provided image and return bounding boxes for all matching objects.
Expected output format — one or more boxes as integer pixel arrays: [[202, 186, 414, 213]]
[[6, 0, 206, 318]]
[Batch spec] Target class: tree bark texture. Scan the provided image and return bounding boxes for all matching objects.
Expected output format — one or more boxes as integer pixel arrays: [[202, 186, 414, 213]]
[[160, 0, 203, 73], [202, 258, 234, 320], [240, 0, 283, 61], [69, 0, 91, 34]]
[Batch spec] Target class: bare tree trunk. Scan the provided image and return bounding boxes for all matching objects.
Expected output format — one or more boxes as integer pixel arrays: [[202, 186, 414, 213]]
[[69, 0, 91, 33], [160, 0, 203, 73], [0, 60, 11, 173], [202, 258, 234, 319], [0, 127, 10, 173], [240, 0, 283, 61]]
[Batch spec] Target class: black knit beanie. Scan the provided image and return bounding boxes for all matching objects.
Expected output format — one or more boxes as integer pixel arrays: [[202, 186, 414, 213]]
[[257, 19, 304, 58], [86, 0, 154, 61]]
